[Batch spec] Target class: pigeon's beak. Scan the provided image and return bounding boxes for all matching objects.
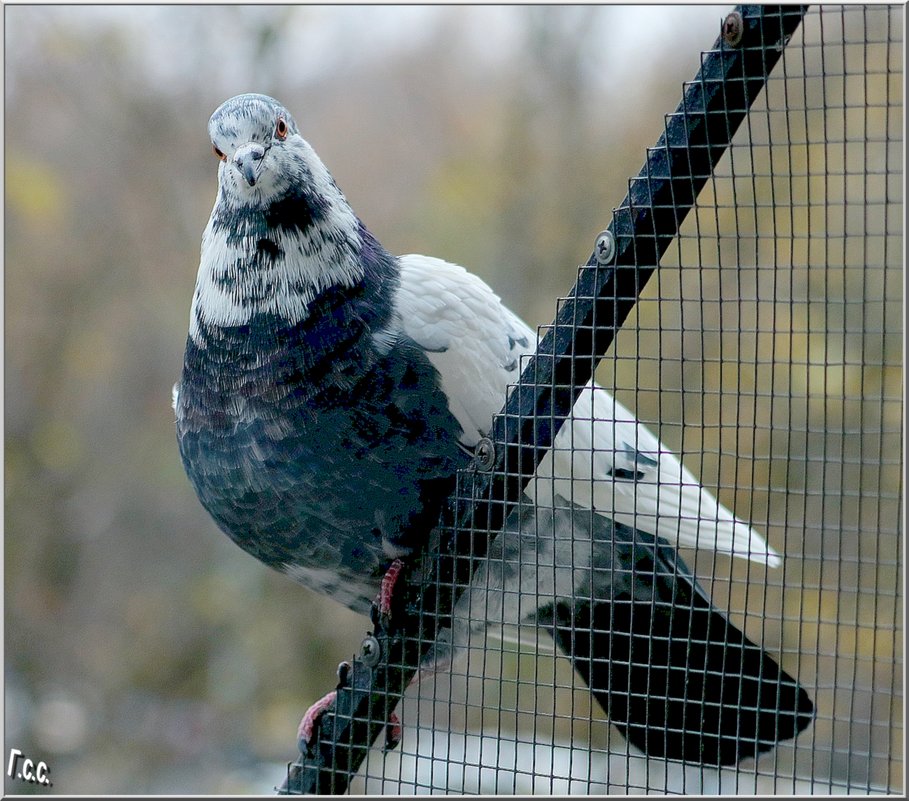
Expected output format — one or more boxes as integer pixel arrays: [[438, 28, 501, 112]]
[[232, 142, 266, 187]]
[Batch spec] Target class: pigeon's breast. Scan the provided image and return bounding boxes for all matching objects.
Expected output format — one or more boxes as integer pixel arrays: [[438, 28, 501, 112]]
[[176, 312, 467, 609]]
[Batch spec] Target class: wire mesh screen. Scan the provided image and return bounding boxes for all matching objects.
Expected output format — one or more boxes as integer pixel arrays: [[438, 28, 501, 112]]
[[286, 5, 903, 795]]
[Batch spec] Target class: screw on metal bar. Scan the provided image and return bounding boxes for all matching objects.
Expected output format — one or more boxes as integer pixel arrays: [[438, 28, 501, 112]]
[[594, 230, 616, 265], [474, 437, 496, 471], [722, 11, 743, 46], [360, 635, 381, 667]]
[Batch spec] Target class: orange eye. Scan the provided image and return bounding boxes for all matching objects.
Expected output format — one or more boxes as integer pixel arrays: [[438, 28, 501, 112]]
[[275, 117, 288, 140], [212, 144, 226, 161]]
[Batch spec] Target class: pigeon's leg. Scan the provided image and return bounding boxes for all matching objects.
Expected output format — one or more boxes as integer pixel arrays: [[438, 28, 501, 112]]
[[379, 557, 405, 617], [297, 695, 403, 754], [297, 690, 337, 754], [384, 711, 403, 751], [297, 662, 404, 754], [371, 557, 405, 630]]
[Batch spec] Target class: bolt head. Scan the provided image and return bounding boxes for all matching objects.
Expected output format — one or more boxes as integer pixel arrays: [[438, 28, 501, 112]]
[[474, 437, 496, 472], [594, 230, 615, 265], [360, 635, 382, 667]]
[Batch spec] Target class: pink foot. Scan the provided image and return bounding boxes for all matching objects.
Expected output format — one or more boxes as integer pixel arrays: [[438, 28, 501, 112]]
[[297, 690, 337, 753], [298, 690, 402, 754], [384, 711, 402, 751], [373, 558, 405, 626]]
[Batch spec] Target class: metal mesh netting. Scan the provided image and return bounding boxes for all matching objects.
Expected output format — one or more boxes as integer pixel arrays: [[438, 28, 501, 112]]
[[287, 5, 903, 795]]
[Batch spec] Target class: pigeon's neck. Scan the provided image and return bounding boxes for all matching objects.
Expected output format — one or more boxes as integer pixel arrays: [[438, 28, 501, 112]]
[[189, 188, 396, 342]]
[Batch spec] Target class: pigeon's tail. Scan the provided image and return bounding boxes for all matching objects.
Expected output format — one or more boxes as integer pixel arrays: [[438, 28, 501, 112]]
[[538, 531, 814, 766]]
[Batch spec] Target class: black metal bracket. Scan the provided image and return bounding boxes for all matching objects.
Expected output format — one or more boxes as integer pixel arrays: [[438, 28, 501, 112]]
[[279, 5, 809, 794]]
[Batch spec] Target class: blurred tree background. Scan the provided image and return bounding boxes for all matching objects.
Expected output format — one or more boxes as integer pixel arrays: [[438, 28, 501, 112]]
[[4, 4, 902, 795]]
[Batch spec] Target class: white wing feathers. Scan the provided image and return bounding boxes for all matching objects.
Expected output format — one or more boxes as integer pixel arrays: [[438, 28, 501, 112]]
[[395, 256, 531, 449], [534, 388, 781, 567], [394, 254, 781, 568]]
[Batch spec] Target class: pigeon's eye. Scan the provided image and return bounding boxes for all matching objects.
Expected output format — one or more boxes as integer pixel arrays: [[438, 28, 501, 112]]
[[275, 117, 288, 140], [212, 144, 226, 161]]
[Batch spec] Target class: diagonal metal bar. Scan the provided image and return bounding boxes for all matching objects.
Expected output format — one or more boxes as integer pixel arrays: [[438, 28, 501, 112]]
[[279, 5, 809, 794]]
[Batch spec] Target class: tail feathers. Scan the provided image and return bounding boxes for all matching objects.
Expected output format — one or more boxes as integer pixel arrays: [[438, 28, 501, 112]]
[[538, 541, 813, 765]]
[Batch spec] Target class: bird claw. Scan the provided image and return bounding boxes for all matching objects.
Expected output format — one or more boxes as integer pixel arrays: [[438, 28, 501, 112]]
[[383, 711, 402, 751], [297, 690, 337, 756], [371, 558, 404, 632], [336, 660, 352, 688], [298, 690, 401, 756]]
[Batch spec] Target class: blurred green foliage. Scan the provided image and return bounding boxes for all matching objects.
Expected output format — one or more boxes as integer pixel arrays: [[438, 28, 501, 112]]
[[4, 4, 902, 795]]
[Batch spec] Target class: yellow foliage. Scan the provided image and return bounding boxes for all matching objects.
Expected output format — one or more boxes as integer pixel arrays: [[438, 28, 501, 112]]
[[6, 153, 68, 229], [30, 417, 83, 472]]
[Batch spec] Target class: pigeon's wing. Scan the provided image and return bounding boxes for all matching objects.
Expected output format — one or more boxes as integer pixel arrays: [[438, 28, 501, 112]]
[[394, 255, 535, 448], [393, 254, 779, 566], [536, 387, 782, 566]]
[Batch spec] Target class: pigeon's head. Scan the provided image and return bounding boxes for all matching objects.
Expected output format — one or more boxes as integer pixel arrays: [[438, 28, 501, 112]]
[[208, 93, 308, 203], [191, 94, 383, 336]]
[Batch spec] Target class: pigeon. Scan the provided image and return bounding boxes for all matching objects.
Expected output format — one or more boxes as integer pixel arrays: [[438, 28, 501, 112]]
[[174, 93, 813, 766]]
